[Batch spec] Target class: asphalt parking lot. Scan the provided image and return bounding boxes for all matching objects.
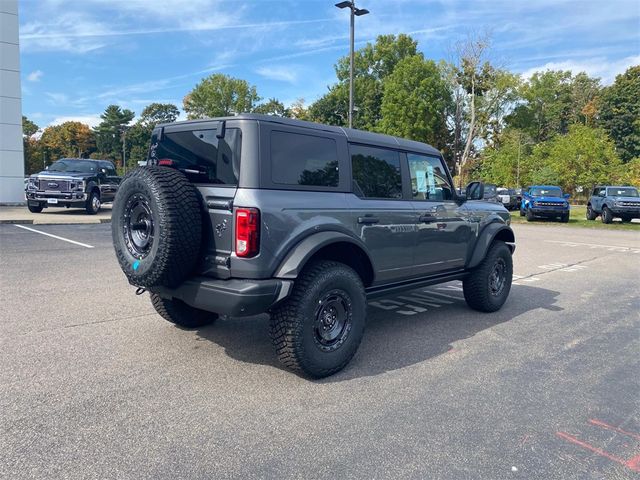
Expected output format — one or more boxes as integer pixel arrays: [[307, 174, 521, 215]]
[[1, 223, 638, 479]]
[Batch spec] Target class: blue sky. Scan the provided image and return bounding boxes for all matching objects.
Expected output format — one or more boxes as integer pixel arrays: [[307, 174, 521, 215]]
[[19, 0, 640, 129]]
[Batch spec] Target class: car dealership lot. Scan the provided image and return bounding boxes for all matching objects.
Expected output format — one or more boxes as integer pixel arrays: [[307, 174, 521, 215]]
[[1, 223, 638, 479]]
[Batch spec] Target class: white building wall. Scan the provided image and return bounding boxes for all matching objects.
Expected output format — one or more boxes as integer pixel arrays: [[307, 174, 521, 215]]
[[0, 0, 24, 204]]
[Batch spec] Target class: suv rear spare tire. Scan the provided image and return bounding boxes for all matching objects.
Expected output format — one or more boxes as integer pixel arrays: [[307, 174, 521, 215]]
[[112, 166, 202, 288]]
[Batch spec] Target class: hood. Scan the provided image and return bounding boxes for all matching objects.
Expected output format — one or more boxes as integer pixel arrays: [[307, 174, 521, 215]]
[[32, 170, 94, 179], [610, 195, 640, 202]]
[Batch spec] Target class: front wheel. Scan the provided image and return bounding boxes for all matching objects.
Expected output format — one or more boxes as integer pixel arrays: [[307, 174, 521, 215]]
[[270, 260, 366, 378], [560, 212, 569, 223], [28, 204, 43, 213], [463, 241, 513, 313], [586, 205, 597, 220], [86, 191, 101, 215], [519, 206, 525, 217], [601, 206, 613, 224], [526, 208, 534, 222], [150, 293, 218, 328]]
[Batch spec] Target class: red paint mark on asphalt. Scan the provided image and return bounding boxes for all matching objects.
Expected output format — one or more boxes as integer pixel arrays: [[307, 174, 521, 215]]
[[589, 418, 640, 441], [627, 455, 640, 472], [556, 432, 640, 473]]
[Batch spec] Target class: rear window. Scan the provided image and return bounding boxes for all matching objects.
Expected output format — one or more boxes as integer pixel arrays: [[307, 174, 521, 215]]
[[148, 128, 241, 185], [270, 131, 339, 187]]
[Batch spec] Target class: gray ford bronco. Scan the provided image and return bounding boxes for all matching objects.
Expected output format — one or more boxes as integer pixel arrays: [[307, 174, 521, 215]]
[[111, 114, 515, 377]]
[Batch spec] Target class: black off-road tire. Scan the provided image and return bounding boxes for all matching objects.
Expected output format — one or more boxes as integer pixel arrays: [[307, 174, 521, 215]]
[[621, 216, 632, 223], [112, 166, 202, 288], [601, 206, 613, 224], [586, 205, 597, 220], [150, 293, 218, 328], [519, 206, 525, 217], [463, 241, 513, 313], [560, 212, 569, 223], [28, 204, 43, 213], [269, 260, 366, 378], [526, 208, 534, 222], [85, 190, 101, 215]]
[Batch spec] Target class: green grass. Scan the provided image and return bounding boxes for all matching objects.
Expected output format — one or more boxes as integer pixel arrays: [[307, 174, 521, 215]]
[[510, 205, 640, 231]]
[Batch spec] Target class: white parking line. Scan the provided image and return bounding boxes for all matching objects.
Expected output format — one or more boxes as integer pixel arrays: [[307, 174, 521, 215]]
[[15, 225, 94, 249], [545, 240, 640, 254]]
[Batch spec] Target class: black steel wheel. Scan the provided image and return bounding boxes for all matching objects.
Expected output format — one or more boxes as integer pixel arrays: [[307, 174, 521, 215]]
[[123, 193, 155, 260], [463, 241, 513, 313], [270, 260, 366, 378]]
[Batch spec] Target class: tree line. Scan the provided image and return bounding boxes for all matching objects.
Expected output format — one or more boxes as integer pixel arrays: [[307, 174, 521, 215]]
[[23, 33, 639, 194]]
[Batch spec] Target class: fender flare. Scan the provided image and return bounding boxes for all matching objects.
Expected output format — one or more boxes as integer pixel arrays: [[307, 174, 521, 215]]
[[467, 222, 515, 269], [274, 231, 374, 279], [86, 180, 100, 197]]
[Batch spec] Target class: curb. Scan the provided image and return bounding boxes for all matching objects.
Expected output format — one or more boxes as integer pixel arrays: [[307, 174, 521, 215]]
[[0, 218, 111, 225], [0, 219, 34, 224]]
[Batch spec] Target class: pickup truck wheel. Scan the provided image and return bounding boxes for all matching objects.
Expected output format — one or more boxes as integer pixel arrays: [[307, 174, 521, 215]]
[[269, 260, 366, 378], [525, 208, 534, 221], [601, 206, 613, 224], [150, 293, 217, 328], [28, 205, 43, 213], [85, 191, 101, 215], [463, 241, 512, 313], [112, 166, 202, 288], [586, 205, 597, 220]]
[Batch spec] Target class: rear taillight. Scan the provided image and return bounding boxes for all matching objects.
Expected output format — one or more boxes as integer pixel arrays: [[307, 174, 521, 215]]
[[158, 158, 173, 166], [235, 208, 260, 257]]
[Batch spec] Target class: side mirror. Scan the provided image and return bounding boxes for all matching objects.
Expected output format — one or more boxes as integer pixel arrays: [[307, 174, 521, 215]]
[[45, 165, 49, 170], [466, 181, 484, 201], [563, 193, 570, 199], [100, 168, 107, 174]]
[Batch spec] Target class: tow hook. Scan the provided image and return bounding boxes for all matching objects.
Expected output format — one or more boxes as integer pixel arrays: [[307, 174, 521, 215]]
[[135, 287, 147, 296]]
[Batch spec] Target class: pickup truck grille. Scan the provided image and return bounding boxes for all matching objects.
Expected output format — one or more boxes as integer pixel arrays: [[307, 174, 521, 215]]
[[39, 179, 70, 191], [536, 201, 564, 207]]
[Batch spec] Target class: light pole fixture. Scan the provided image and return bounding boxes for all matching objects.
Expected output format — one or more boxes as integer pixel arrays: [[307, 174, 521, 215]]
[[335, 1, 369, 129]]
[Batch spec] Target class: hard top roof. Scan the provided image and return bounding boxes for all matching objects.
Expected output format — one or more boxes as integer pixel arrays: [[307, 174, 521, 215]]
[[158, 113, 441, 156]]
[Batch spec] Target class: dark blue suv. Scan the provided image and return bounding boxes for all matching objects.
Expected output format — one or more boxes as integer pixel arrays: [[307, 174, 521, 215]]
[[520, 185, 570, 222]]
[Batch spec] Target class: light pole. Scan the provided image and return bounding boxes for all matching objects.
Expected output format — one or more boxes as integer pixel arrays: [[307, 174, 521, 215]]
[[335, 1, 369, 129]]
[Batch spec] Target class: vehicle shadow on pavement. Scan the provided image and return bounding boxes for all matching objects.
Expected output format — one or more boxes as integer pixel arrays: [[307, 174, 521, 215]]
[[193, 283, 562, 381]]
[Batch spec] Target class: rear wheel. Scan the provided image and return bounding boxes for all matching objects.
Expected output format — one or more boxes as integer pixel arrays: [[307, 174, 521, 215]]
[[270, 260, 366, 378], [151, 293, 218, 328], [28, 204, 43, 213], [85, 190, 101, 215], [463, 241, 513, 313], [601, 206, 613, 224], [586, 205, 597, 220]]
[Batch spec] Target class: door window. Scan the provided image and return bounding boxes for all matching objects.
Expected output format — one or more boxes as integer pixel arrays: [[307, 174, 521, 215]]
[[350, 144, 402, 199], [407, 153, 453, 201]]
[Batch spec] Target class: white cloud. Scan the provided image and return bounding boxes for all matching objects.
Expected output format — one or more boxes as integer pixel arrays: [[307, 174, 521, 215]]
[[49, 115, 102, 128], [520, 54, 640, 85], [27, 70, 43, 82], [255, 65, 299, 83]]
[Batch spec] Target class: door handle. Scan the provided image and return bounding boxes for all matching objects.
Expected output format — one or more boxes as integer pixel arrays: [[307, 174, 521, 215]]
[[357, 216, 379, 225], [419, 214, 437, 223]]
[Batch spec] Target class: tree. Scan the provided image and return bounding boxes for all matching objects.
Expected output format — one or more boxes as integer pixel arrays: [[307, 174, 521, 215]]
[[598, 65, 640, 162], [183, 74, 260, 119], [139, 103, 180, 127], [377, 55, 451, 149], [479, 129, 532, 187], [94, 105, 135, 165], [253, 98, 290, 117], [310, 34, 419, 130], [40, 121, 96, 161], [22, 116, 39, 137], [289, 98, 309, 120]]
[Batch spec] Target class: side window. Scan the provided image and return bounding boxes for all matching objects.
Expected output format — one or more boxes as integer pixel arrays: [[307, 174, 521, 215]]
[[350, 144, 402, 199], [407, 153, 453, 201], [270, 130, 339, 187]]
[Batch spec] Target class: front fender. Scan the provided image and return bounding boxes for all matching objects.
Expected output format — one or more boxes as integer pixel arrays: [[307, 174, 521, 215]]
[[467, 222, 515, 269], [273, 231, 373, 279]]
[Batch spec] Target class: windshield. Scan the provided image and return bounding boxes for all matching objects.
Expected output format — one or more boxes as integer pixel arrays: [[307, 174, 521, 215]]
[[484, 185, 496, 196], [530, 187, 562, 197], [48, 159, 98, 173], [607, 187, 638, 197]]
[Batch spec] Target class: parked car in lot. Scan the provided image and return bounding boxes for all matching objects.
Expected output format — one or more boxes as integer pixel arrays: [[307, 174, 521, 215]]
[[587, 185, 640, 223], [482, 183, 499, 203], [111, 114, 516, 378], [26, 158, 121, 214], [497, 187, 519, 210], [520, 185, 570, 222]]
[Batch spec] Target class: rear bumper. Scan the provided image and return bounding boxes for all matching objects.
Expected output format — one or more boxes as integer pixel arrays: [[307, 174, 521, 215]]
[[151, 277, 294, 317]]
